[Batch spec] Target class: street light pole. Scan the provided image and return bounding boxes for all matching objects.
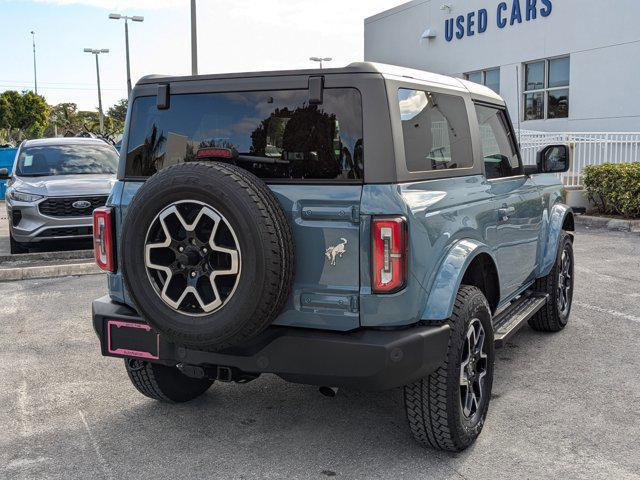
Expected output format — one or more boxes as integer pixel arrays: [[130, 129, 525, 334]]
[[84, 48, 109, 134], [309, 56, 332, 69], [191, 0, 198, 75], [109, 13, 144, 97], [30, 31, 37, 94]]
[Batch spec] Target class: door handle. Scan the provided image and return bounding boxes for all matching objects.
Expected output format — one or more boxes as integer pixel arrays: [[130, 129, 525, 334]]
[[498, 205, 515, 221]]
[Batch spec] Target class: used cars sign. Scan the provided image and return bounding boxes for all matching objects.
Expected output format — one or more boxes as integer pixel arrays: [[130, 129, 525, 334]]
[[445, 0, 553, 42]]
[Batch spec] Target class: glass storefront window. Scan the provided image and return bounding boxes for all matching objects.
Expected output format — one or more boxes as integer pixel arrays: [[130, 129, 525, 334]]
[[524, 92, 545, 121], [523, 56, 570, 121], [548, 57, 570, 88], [548, 89, 570, 119], [464, 68, 500, 94], [525, 61, 545, 91]]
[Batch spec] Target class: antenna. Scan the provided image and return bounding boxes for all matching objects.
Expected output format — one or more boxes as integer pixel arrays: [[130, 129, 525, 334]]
[[515, 65, 522, 147]]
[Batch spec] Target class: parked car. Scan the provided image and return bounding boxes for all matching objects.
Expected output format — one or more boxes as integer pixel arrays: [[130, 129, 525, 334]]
[[0, 137, 118, 254], [90, 63, 574, 452]]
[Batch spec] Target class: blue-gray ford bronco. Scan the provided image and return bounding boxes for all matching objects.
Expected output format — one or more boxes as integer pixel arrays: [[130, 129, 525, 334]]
[[91, 63, 575, 451]]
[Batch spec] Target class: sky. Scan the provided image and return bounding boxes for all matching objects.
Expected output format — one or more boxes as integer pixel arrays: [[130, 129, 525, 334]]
[[0, 0, 408, 111]]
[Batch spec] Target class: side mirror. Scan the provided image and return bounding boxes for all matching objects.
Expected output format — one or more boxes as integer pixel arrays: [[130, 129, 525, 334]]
[[0, 167, 9, 180], [536, 144, 570, 174]]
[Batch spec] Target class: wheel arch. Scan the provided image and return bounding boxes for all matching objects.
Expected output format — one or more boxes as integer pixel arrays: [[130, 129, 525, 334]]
[[539, 203, 574, 278], [421, 239, 500, 321]]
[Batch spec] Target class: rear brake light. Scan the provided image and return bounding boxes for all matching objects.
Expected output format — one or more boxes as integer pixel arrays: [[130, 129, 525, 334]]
[[196, 147, 233, 159], [93, 207, 115, 272], [372, 216, 407, 294]]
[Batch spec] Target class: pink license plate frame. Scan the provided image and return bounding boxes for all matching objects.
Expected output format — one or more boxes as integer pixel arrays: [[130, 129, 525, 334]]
[[106, 320, 159, 360]]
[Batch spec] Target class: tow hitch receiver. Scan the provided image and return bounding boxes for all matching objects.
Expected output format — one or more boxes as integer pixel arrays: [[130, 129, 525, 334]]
[[176, 363, 259, 384]]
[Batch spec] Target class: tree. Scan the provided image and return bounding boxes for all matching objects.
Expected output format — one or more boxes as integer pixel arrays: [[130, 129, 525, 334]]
[[46, 102, 82, 136], [107, 98, 128, 124], [0, 90, 49, 141]]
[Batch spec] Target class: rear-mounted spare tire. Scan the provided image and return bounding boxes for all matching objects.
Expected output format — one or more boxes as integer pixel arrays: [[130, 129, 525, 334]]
[[121, 162, 295, 351]]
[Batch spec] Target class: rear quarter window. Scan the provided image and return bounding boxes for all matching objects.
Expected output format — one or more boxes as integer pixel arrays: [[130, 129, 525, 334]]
[[124, 88, 363, 182], [397, 88, 473, 173]]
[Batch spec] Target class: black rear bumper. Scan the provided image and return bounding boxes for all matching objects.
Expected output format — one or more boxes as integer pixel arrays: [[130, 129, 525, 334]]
[[92, 295, 450, 391]]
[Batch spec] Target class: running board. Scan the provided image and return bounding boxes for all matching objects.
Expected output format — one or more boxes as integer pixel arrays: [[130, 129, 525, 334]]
[[493, 293, 548, 348]]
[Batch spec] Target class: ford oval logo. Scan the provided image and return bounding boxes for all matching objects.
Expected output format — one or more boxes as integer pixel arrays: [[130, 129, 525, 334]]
[[72, 200, 92, 209]]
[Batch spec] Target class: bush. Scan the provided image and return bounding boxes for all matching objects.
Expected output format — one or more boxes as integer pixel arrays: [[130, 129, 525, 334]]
[[584, 162, 640, 218]]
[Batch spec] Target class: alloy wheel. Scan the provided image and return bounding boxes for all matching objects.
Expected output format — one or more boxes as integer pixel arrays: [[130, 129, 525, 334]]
[[459, 318, 488, 420], [557, 245, 573, 317], [144, 200, 241, 316]]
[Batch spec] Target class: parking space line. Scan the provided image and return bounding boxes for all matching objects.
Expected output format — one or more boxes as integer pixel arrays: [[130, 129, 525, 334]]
[[78, 410, 113, 480], [575, 301, 640, 325]]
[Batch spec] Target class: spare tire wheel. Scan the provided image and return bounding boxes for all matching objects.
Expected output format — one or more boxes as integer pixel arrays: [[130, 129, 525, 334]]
[[121, 161, 295, 351]]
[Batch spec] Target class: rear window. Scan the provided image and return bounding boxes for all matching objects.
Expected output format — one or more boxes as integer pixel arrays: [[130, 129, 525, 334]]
[[125, 88, 363, 181], [397, 89, 473, 172], [16, 144, 118, 177]]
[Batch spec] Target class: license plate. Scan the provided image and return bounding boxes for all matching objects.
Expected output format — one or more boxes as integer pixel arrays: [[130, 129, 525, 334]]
[[106, 320, 159, 360]]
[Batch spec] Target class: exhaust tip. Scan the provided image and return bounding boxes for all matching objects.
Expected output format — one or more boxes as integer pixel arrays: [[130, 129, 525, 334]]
[[319, 386, 338, 398]]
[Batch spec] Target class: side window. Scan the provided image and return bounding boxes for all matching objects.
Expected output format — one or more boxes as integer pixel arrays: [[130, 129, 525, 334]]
[[475, 105, 521, 180], [397, 89, 473, 172]]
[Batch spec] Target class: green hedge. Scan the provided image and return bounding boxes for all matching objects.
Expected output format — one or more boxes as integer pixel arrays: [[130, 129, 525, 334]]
[[584, 162, 640, 218]]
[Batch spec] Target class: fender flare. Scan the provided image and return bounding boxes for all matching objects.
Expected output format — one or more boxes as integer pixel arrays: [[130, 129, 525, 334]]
[[421, 239, 497, 321], [539, 203, 574, 278]]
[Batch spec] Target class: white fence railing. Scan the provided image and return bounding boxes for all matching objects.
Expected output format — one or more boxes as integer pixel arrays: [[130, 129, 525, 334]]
[[517, 130, 640, 188]]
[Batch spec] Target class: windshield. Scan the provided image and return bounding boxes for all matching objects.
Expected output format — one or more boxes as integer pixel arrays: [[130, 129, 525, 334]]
[[16, 144, 119, 177]]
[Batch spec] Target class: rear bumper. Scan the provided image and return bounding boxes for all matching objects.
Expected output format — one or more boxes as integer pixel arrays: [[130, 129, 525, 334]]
[[92, 295, 450, 391]]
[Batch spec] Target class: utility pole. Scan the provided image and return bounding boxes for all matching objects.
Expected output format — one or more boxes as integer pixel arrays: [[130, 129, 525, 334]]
[[191, 0, 198, 75], [30, 31, 38, 94], [84, 48, 109, 134], [109, 13, 144, 97]]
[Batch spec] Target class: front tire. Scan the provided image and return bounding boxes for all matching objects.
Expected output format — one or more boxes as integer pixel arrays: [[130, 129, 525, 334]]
[[124, 359, 213, 403], [529, 232, 574, 332], [404, 285, 495, 451]]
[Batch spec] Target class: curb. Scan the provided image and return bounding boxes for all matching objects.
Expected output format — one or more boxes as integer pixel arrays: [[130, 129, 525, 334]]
[[0, 249, 93, 264], [0, 262, 104, 282], [575, 215, 640, 233]]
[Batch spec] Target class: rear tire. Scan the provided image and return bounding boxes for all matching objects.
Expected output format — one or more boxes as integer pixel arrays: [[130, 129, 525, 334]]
[[10, 234, 29, 254], [124, 359, 213, 403], [529, 232, 574, 332], [404, 285, 495, 451]]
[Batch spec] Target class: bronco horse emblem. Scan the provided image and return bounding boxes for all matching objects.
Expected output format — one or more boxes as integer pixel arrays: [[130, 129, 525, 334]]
[[325, 238, 348, 266]]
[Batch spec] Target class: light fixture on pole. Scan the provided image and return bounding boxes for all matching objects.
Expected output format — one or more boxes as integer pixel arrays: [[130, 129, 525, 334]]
[[309, 57, 332, 69], [84, 48, 109, 134], [109, 13, 144, 97], [30, 30, 37, 94], [190, 0, 198, 75]]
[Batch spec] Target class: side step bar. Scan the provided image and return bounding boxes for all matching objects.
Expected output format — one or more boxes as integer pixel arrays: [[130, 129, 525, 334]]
[[493, 293, 548, 348]]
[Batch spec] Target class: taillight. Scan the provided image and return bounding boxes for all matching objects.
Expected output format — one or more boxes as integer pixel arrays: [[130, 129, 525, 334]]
[[93, 207, 115, 272], [372, 216, 407, 294]]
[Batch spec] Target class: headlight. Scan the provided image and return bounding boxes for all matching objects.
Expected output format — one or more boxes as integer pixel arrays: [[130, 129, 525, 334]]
[[8, 190, 44, 203]]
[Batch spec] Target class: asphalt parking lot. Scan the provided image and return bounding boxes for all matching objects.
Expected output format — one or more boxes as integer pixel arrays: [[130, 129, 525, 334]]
[[1, 225, 639, 480]]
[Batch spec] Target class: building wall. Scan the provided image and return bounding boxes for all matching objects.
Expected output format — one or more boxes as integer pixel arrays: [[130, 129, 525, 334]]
[[365, 0, 640, 132]]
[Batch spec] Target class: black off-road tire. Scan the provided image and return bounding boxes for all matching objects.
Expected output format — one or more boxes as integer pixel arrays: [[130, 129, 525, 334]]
[[10, 233, 29, 254], [121, 161, 294, 351], [404, 285, 495, 451], [124, 358, 213, 403], [529, 232, 574, 332]]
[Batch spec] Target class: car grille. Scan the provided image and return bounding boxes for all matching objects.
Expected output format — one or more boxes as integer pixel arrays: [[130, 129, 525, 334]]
[[38, 196, 108, 217], [36, 226, 93, 238]]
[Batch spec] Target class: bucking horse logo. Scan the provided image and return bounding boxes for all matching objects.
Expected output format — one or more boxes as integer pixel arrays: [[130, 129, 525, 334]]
[[325, 238, 348, 266]]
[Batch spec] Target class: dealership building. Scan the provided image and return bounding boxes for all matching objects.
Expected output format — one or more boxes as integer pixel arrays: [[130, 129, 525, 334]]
[[365, 0, 640, 132]]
